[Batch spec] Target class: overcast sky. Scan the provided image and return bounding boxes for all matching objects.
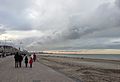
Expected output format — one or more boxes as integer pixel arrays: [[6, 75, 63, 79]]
[[0, 0, 120, 51]]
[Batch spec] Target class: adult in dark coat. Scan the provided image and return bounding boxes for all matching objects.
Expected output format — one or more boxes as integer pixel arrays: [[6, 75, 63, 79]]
[[24, 56, 28, 67], [33, 53, 36, 62], [18, 55, 23, 68], [14, 52, 19, 68]]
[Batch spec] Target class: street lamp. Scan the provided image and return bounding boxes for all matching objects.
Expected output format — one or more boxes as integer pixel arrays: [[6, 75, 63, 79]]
[[19, 41, 23, 51]]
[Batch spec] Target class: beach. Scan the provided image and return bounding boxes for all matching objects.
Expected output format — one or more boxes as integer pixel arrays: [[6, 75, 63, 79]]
[[38, 55, 120, 82]]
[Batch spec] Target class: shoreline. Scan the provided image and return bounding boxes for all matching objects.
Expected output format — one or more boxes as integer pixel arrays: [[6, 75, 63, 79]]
[[38, 54, 120, 62], [38, 55, 120, 82]]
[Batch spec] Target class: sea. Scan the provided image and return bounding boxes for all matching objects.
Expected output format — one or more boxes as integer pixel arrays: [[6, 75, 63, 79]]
[[46, 54, 120, 60]]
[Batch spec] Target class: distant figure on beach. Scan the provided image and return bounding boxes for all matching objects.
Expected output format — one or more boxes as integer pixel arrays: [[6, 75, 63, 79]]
[[33, 53, 36, 62], [18, 54, 23, 68], [29, 57, 33, 68], [24, 55, 28, 67], [14, 52, 19, 68]]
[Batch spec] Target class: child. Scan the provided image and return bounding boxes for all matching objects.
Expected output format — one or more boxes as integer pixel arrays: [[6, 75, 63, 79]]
[[24, 56, 28, 68], [29, 57, 33, 68]]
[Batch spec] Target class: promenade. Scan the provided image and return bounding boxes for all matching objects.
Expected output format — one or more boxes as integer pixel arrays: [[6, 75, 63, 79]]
[[0, 56, 75, 82]]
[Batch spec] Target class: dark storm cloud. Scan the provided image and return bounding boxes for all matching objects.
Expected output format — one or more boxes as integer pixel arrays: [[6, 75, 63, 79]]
[[0, 0, 119, 50], [48, 0, 120, 41], [60, 0, 120, 40], [26, 0, 120, 50]]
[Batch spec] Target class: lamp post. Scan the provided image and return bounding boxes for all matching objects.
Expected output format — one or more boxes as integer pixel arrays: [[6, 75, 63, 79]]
[[19, 41, 23, 51]]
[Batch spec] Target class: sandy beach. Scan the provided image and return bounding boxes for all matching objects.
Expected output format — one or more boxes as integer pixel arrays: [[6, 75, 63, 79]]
[[38, 55, 120, 82]]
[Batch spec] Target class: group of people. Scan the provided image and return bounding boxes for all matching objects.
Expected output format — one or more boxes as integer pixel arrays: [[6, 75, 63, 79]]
[[14, 52, 36, 68]]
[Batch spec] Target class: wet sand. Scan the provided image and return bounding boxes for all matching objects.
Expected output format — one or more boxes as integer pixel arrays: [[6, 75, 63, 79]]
[[38, 55, 120, 82]]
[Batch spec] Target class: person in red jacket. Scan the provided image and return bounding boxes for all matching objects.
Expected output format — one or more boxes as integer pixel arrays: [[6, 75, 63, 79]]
[[29, 57, 33, 68]]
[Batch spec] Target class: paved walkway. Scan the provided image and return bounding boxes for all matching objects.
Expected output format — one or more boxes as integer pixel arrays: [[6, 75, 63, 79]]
[[0, 56, 75, 82]]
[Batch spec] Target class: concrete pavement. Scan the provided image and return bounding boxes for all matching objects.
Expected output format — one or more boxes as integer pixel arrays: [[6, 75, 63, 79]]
[[0, 56, 75, 82]]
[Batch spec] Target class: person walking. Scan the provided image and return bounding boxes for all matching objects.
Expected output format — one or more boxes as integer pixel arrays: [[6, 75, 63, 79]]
[[14, 52, 19, 68], [29, 57, 33, 68], [24, 55, 28, 68], [33, 53, 36, 62], [18, 55, 23, 68]]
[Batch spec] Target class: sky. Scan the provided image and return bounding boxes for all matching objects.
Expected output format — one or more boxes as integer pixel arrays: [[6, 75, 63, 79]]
[[0, 0, 120, 51]]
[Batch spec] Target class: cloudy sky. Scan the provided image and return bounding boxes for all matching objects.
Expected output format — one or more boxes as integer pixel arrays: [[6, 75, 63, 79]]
[[0, 0, 120, 51]]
